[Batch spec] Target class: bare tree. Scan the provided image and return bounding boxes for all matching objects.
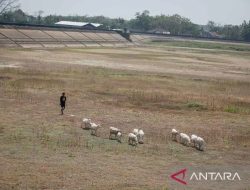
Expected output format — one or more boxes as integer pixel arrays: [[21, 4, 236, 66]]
[[0, 0, 19, 15]]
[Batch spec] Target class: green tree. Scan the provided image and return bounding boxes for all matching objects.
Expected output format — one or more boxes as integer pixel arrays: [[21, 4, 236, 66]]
[[0, 9, 31, 23], [221, 25, 241, 40], [132, 10, 152, 31], [241, 20, 250, 41], [0, 0, 19, 15]]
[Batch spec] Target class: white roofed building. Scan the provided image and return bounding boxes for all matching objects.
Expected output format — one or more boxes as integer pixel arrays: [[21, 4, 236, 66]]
[[55, 21, 102, 29]]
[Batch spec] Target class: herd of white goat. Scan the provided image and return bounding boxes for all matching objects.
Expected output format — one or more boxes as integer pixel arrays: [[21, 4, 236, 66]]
[[80, 118, 205, 151], [81, 118, 145, 146], [171, 129, 205, 151]]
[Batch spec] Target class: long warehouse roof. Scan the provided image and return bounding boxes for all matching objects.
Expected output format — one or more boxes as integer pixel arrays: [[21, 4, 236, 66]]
[[55, 21, 102, 28]]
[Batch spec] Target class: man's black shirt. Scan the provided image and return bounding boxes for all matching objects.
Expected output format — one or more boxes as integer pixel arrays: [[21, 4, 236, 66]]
[[60, 96, 66, 107]]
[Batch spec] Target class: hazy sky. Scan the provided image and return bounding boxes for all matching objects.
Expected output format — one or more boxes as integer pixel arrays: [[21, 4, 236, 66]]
[[19, 0, 250, 25]]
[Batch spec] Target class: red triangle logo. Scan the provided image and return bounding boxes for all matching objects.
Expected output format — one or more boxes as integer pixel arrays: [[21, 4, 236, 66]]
[[170, 169, 187, 185]]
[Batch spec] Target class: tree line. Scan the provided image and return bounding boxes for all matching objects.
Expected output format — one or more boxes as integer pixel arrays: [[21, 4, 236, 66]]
[[0, 9, 250, 42]]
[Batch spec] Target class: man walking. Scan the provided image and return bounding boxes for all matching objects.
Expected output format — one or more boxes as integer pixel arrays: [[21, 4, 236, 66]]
[[60, 92, 67, 115]]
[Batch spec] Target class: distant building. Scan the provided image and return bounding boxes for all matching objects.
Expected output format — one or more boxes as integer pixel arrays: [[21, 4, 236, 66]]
[[148, 28, 170, 35], [200, 25, 224, 39], [201, 31, 224, 39], [55, 21, 102, 29], [112, 28, 130, 33]]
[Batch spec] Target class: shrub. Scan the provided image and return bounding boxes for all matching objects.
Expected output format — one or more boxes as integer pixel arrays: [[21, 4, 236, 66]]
[[224, 105, 240, 113]]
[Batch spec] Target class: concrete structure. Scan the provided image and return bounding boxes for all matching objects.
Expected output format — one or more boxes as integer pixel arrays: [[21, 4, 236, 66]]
[[0, 24, 133, 48]]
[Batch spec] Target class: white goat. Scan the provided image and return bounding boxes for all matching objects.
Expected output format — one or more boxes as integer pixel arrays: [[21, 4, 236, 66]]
[[179, 133, 191, 146], [171, 129, 179, 142], [196, 137, 205, 151], [117, 132, 122, 143], [133, 128, 139, 136], [137, 129, 145, 144], [90, 122, 101, 136], [191, 134, 198, 147], [81, 118, 91, 130], [128, 133, 138, 146], [109, 127, 121, 139]]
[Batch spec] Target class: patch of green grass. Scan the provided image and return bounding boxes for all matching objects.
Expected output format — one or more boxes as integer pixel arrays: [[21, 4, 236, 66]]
[[224, 105, 240, 113], [186, 101, 206, 110]]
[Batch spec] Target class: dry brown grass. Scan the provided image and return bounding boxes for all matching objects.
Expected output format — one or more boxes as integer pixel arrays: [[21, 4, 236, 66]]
[[0, 45, 250, 190]]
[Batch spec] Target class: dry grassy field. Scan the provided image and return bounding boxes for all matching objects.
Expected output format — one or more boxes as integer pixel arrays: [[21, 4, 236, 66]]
[[0, 42, 250, 190]]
